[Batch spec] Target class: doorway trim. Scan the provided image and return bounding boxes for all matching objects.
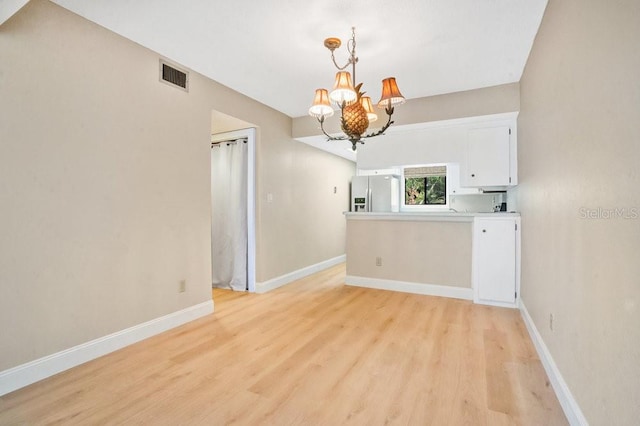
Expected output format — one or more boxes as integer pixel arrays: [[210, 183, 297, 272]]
[[210, 128, 256, 292]]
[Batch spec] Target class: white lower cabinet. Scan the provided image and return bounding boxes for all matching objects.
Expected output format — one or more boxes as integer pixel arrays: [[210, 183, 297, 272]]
[[472, 217, 520, 307]]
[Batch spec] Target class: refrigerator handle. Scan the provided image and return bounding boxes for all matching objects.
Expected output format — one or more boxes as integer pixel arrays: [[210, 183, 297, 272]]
[[367, 187, 372, 212]]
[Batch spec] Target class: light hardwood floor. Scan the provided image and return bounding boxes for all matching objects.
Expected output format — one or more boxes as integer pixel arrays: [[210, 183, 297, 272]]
[[0, 263, 567, 425]]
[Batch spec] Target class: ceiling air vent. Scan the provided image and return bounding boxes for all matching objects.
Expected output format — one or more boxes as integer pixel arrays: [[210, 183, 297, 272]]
[[159, 60, 189, 92]]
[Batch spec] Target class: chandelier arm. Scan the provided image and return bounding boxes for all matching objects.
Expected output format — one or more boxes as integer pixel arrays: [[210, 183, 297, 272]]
[[362, 106, 395, 139], [317, 116, 348, 141]]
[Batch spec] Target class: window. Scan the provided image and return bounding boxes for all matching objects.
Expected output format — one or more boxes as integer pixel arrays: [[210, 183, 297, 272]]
[[403, 165, 447, 207]]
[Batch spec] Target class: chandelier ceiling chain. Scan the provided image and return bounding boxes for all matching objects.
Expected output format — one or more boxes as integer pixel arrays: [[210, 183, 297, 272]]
[[327, 27, 358, 78], [308, 27, 405, 151]]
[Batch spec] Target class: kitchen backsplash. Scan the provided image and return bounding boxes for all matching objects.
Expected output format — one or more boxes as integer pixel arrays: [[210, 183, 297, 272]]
[[450, 193, 506, 213]]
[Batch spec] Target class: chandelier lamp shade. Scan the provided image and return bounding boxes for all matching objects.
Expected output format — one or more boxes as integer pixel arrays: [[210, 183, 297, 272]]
[[308, 89, 334, 118], [330, 71, 357, 105], [308, 27, 405, 151], [360, 96, 377, 123]]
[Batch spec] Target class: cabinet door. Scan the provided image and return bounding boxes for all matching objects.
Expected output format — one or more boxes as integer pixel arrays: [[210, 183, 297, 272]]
[[464, 127, 511, 187], [473, 218, 516, 306], [447, 163, 481, 195]]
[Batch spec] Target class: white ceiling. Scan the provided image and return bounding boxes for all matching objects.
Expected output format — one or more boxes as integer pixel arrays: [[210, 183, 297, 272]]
[[51, 0, 547, 119]]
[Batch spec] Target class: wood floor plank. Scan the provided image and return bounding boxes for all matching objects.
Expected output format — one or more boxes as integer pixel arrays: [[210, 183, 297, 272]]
[[0, 263, 567, 425], [484, 328, 517, 415]]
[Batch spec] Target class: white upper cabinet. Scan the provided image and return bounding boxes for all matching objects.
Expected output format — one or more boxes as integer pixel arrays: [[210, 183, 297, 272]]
[[447, 163, 481, 195], [355, 112, 519, 188], [462, 126, 516, 187]]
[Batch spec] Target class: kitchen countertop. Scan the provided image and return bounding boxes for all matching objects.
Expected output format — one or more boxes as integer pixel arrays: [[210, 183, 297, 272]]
[[344, 211, 520, 222]]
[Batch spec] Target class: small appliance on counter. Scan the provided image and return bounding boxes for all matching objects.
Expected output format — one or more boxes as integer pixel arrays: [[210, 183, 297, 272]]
[[351, 175, 400, 212], [491, 192, 508, 212], [493, 203, 508, 212]]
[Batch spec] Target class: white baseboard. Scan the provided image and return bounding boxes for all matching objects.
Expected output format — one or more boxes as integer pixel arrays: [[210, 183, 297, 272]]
[[345, 275, 473, 300], [519, 300, 588, 426], [0, 300, 214, 396], [256, 254, 346, 294]]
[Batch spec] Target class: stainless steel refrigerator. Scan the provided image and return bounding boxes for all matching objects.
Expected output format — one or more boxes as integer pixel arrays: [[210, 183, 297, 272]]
[[351, 175, 400, 212]]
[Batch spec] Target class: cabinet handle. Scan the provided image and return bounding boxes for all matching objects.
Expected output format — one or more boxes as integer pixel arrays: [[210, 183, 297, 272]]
[[471, 174, 475, 177], [482, 229, 486, 233]]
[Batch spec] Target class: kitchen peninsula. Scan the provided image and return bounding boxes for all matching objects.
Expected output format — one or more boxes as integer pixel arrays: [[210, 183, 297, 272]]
[[345, 211, 520, 307]]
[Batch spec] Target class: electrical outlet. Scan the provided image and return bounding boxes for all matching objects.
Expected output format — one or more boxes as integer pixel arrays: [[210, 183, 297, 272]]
[[375, 257, 382, 267], [333, 186, 337, 194], [549, 313, 554, 331], [179, 280, 186, 293]]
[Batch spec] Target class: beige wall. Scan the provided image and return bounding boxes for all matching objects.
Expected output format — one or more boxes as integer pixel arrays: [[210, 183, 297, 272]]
[[211, 110, 255, 134], [0, 0, 29, 25], [347, 219, 472, 288], [0, 0, 353, 371], [517, 0, 640, 423], [293, 83, 520, 139], [257, 135, 354, 281]]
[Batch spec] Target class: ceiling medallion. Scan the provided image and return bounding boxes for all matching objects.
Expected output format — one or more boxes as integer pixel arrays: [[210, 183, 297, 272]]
[[308, 27, 405, 151]]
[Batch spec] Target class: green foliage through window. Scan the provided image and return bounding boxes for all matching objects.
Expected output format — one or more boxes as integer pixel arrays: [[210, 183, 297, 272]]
[[405, 176, 446, 205]]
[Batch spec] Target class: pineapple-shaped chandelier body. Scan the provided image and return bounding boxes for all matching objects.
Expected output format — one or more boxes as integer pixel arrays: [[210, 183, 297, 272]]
[[341, 83, 369, 140]]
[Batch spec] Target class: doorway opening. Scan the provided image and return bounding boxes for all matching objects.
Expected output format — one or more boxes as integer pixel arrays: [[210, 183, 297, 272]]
[[210, 126, 256, 292]]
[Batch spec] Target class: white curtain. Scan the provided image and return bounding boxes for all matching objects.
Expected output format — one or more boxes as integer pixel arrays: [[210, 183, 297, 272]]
[[211, 139, 248, 291]]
